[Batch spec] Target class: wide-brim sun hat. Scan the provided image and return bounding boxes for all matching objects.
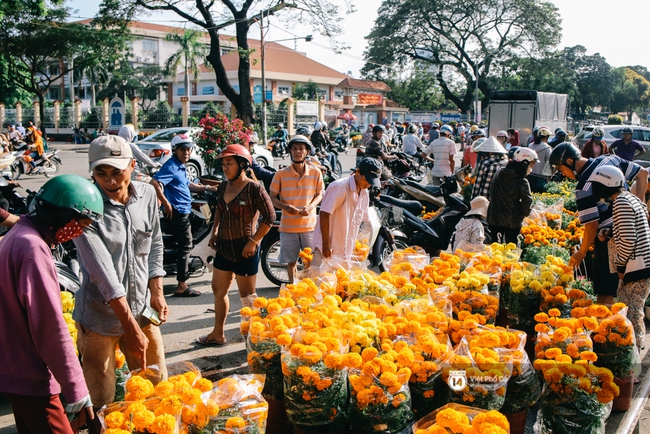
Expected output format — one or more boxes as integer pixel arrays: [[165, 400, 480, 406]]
[[474, 136, 507, 154], [466, 196, 489, 217]]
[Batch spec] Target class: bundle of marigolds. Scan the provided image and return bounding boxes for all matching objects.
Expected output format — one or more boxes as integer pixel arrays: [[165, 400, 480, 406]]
[[463, 325, 541, 415], [279, 326, 354, 431], [573, 303, 639, 380], [100, 363, 215, 434], [60, 291, 78, 356], [412, 403, 510, 434], [533, 310, 619, 434], [241, 296, 298, 399], [348, 341, 415, 433], [442, 337, 513, 410]]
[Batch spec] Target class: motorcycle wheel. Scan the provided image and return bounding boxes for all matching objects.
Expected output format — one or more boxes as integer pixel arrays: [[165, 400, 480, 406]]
[[43, 160, 60, 178], [10, 163, 21, 180], [332, 160, 343, 179], [261, 235, 289, 286], [373, 235, 410, 272]]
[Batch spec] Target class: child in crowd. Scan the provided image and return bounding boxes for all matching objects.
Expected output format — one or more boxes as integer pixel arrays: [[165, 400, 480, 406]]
[[452, 196, 490, 250]]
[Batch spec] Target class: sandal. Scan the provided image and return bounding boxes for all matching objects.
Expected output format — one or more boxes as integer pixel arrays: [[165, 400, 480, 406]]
[[173, 288, 201, 297], [196, 335, 227, 346]]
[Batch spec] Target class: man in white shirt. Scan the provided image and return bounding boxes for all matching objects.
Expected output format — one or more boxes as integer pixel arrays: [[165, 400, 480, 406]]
[[421, 125, 457, 185], [403, 124, 424, 156], [312, 158, 381, 264]]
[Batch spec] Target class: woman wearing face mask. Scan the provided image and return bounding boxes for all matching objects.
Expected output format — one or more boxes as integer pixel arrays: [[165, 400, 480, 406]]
[[198, 145, 275, 346], [487, 147, 538, 243]]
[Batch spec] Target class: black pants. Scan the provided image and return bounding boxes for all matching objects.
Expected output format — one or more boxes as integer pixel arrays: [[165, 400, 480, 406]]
[[170, 209, 192, 282], [488, 225, 521, 244]]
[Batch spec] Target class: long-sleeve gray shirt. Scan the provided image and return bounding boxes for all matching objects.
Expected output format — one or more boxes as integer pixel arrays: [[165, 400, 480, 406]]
[[73, 181, 165, 336]]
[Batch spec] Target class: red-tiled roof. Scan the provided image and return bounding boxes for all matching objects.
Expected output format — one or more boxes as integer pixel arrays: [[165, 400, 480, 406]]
[[338, 77, 391, 92], [219, 41, 347, 79]]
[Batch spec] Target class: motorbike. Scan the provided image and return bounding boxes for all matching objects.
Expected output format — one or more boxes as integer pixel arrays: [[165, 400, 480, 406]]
[[385, 165, 472, 211], [317, 148, 343, 180], [0, 152, 18, 179], [331, 134, 351, 155], [160, 190, 217, 278], [267, 137, 288, 158], [11, 148, 61, 179], [378, 175, 470, 256], [260, 193, 407, 286]]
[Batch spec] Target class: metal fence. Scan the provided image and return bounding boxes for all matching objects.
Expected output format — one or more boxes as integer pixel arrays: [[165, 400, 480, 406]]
[[21, 108, 35, 124], [140, 106, 182, 129], [59, 107, 76, 129], [255, 104, 288, 127], [43, 107, 56, 129], [4, 109, 17, 126], [80, 107, 104, 129]]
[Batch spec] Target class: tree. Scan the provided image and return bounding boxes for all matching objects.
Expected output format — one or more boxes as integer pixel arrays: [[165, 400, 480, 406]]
[[362, 0, 561, 113], [611, 67, 650, 119], [382, 69, 447, 111], [164, 29, 208, 104], [97, 64, 167, 110], [0, 0, 132, 133], [124, 0, 354, 124], [292, 80, 321, 100]]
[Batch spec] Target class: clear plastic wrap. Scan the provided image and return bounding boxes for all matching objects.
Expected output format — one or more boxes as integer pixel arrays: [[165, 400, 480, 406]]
[[281, 328, 349, 431], [412, 402, 511, 434], [442, 337, 512, 410], [533, 384, 608, 434], [591, 306, 640, 380], [408, 332, 453, 416]]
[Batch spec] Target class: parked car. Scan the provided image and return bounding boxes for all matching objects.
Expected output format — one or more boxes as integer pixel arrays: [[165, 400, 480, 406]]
[[137, 127, 274, 180], [571, 125, 650, 162]]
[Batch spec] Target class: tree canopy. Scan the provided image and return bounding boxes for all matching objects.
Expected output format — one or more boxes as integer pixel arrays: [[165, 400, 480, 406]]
[[363, 0, 561, 113], [117, 0, 355, 125]]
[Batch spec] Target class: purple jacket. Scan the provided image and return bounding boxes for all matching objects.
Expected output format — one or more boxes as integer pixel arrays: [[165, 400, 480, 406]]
[[0, 216, 88, 402]]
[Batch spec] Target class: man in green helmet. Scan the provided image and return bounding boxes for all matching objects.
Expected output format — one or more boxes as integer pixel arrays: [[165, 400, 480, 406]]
[[72, 136, 168, 434], [0, 174, 103, 433]]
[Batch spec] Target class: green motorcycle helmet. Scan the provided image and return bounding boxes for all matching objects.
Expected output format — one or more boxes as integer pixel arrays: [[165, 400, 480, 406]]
[[36, 174, 104, 221]]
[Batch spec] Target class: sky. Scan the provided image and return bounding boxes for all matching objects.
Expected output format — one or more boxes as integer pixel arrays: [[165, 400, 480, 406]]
[[67, 0, 650, 77]]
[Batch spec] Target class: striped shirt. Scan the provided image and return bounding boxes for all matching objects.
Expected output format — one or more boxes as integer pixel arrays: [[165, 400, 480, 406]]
[[575, 155, 641, 227], [270, 164, 324, 233], [612, 191, 650, 282]]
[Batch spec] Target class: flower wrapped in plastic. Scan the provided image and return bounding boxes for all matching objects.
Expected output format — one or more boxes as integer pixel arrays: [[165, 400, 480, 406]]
[[279, 277, 327, 308], [240, 296, 297, 336], [586, 303, 640, 380], [534, 317, 594, 362], [100, 399, 182, 434], [412, 403, 510, 434], [460, 325, 539, 414], [193, 375, 268, 434], [442, 337, 512, 410], [334, 266, 397, 302], [508, 263, 553, 334], [533, 359, 619, 434], [408, 330, 453, 415], [348, 341, 415, 433], [445, 270, 499, 325], [244, 301, 299, 399], [421, 253, 461, 285], [279, 327, 353, 431], [384, 246, 430, 276], [396, 297, 450, 337]]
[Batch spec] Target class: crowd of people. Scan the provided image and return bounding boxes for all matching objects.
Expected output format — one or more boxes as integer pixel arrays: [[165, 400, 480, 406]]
[[2, 117, 650, 433]]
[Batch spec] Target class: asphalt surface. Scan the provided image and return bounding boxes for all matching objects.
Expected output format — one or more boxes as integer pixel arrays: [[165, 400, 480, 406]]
[[1, 142, 649, 433]]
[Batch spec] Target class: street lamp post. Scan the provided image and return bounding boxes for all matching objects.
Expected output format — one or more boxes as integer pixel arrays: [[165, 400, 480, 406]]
[[258, 12, 312, 145]]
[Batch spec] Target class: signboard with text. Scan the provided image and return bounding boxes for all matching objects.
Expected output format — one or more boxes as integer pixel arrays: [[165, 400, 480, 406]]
[[296, 101, 319, 116], [356, 93, 383, 105]]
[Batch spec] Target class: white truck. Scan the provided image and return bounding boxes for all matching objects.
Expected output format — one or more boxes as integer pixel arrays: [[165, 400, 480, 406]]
[[487, 90, 571, 146]]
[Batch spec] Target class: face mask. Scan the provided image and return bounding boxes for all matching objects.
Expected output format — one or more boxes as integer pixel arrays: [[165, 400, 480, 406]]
[[55, 220, 83, 244]]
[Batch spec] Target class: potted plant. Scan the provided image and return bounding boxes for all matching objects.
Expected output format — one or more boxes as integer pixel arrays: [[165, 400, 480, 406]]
[[192, 114, 252, 181]]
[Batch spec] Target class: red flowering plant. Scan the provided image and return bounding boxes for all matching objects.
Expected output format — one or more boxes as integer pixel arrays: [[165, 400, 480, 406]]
[[193, 114, 252, 176]]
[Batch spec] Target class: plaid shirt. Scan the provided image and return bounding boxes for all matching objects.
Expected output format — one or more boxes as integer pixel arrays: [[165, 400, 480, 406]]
[[472, 155, 506, 200]]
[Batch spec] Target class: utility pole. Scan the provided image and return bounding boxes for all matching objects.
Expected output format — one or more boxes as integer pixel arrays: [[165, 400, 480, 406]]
[[474, 63, 479, 123], [260, 11, 267, 147]]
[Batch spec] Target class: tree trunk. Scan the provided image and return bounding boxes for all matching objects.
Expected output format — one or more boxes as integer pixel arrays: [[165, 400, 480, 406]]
[[91, 84, 96, 107], [37, 92, 47, 136]]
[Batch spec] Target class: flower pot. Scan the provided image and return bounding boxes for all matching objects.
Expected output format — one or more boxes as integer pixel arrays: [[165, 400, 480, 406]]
[[503, 409, 528, 434], [264, 397, 289, 434], [645, 305, 650, 321], [612, 376, 634, 412], [495, 307, 510, 327]]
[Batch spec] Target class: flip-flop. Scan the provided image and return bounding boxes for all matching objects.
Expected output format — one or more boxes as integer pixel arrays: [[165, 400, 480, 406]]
[[173, 288, 201, 297], [196, 335, 226, 346]]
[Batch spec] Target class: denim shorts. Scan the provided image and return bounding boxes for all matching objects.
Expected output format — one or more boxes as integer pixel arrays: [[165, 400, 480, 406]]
[[279, 231, 314, 264], [213, 250, 260, 276]]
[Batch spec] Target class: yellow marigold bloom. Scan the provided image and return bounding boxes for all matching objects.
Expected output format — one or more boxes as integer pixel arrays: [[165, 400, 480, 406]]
[[436, 407, 471, 433], [149, 413, 176, 434], [548, 308, 561, 317], [580, 351, 598, 362], [611, 302, 627, 314], [104, 411, 125, 429], [534, 312, 549, 323], [125, 375, 155, 400], [225, 416, 246, 429]]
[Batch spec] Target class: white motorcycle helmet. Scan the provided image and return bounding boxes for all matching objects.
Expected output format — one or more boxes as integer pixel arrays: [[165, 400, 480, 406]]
[[588, 165, 625, 188], [313, 121, 323, 131], [512, 147, 538, 164]]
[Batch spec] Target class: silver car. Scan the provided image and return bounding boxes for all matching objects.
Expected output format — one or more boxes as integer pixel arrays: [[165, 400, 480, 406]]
[[572, 125, 650, 162], [137, 127, 274, 180]]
